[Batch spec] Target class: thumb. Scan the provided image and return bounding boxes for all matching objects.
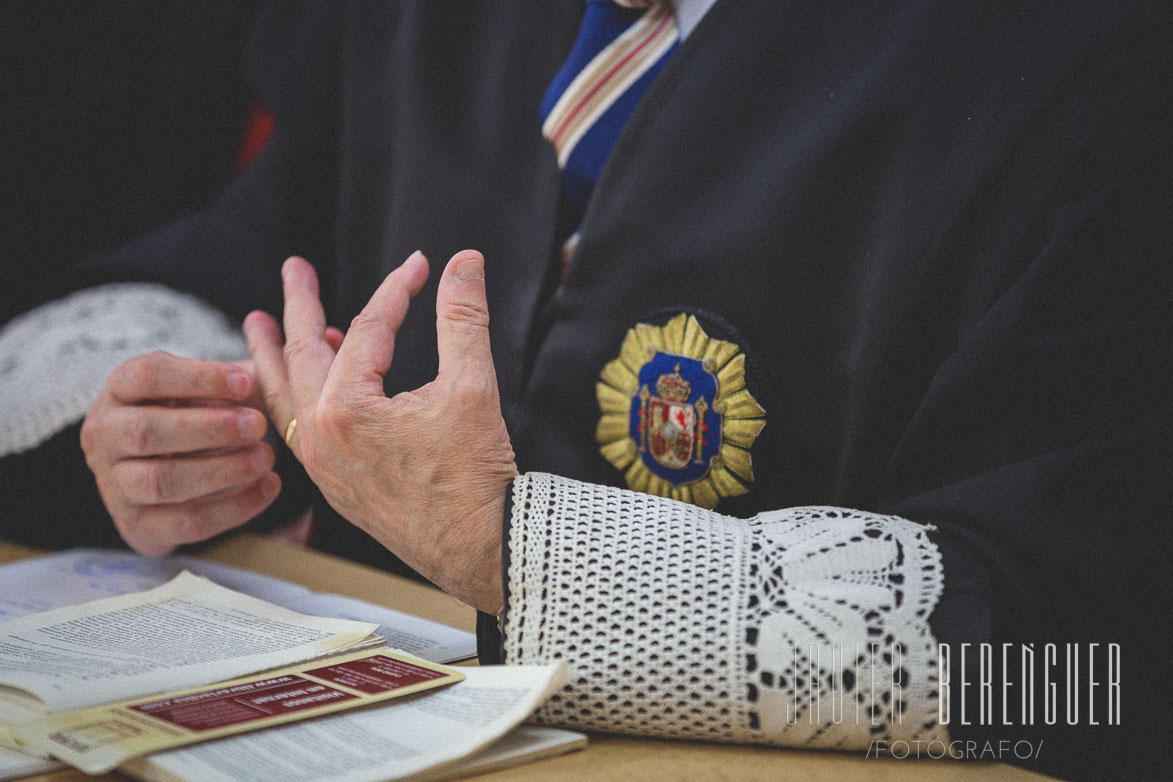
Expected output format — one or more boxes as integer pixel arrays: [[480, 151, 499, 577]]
[[436, 250, 494, 382]]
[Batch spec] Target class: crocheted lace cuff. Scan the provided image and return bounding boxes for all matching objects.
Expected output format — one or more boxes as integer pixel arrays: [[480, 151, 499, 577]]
[[504, 472, 947, 748], [0, 283, 248, 457]]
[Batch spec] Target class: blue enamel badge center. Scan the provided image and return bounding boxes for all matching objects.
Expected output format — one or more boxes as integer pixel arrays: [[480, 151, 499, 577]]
[[596, 314, 765, 508], [634, 355, 718, 485]]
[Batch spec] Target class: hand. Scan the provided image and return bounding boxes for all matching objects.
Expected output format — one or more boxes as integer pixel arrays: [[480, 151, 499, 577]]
[[80, 353, 282, 556], [244, 251, 515, 613]]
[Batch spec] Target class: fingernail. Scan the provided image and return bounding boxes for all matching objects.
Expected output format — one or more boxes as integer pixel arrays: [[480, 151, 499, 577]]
[[238, 411, 266, 440], [454, 257, 484, 282], [252, 446, 275, 472], [242, 311, 263, 334], [261, 472, 281, 501], [227, 370, 251, 398], [282, 256, 303, 280]]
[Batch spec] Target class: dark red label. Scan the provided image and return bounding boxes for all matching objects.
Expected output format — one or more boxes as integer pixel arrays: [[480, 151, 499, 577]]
[[130, 675, 357, 732], [304, 655, 447, 694]]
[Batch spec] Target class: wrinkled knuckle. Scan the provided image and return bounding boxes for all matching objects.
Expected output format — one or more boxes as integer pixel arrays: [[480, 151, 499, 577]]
[[442, 301, 490, 328], [126, 415, 156, 454], [453, 372, 495, 404], [349, 310, 380, 333], [146, 463, 175, 504], [283, 334, 317, 360], [314, 394, 350, 435], [450, 381, 482, 409]]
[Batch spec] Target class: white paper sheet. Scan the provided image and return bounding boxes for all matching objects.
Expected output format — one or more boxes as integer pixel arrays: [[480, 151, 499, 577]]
[[0, 572, 377, 713], [442, 726, 587, 781], [0, 549, 475, 662], [0, 744, 62, 781], [122, 663, 575, 782]]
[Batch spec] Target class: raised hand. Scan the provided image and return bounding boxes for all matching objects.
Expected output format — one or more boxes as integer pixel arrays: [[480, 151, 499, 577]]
[[244, 251, 515, 613]]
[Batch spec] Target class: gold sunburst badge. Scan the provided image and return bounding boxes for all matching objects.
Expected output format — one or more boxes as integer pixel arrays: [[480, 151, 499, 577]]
[[596, 313, 766, 509]]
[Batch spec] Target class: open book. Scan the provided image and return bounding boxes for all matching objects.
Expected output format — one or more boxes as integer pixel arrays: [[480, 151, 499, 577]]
[[0, 571, 583, 780]]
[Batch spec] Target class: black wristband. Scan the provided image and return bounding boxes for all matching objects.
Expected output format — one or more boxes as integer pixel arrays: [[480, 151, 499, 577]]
[[475, 479, 514, 665]]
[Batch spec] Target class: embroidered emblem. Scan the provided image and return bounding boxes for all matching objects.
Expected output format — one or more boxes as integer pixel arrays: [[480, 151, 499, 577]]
[[596, 313, 765, 508]]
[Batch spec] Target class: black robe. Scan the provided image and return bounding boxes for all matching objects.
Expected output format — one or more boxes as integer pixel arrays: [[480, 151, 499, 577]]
[[19, 2, 1173, 777]]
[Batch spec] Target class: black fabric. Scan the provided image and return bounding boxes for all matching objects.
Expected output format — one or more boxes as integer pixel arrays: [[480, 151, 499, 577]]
[[0, 423, 123, 549], [0, 421, 319, 551], [475, 479, 512, 666], [0, 0, 262, 548], [21, 3, 1172, 776], [1, 0, 260, 324], [475, 610, 503, 667]]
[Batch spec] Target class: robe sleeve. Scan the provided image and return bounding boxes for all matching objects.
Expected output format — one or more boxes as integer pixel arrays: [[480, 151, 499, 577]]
[[502, 472, 947, 748]]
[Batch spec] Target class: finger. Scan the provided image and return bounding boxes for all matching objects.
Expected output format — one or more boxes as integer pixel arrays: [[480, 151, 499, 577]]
[[325, 326, 344, 353], [228, 358, 268, 410], [108, 352, 252, 404], [244, 309, 297, 437], [129, 472, 282, 556], [108, 405, 268, 458], [435, 250, 494, 381], [114, 442, 276, 505], [280, 256, 335, 412], [328, 250, 430, 396]]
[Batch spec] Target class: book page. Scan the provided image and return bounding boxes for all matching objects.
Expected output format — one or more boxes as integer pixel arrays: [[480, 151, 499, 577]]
[[121, 663, 573, 782], [0, 744, 62, 781], [14, 650, 464, 775], [436, 726, 587, 782], [0, 571, 376, 714], [0, 549, 475, 662], [0, 550, 305, 621]]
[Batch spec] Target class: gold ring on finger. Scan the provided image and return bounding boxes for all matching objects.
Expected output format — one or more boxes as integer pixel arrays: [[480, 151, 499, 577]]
[[283, 418, 298, 448]]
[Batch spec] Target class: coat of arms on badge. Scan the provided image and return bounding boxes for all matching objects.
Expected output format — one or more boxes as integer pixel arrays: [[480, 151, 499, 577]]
[[596, 313, 765, 508]]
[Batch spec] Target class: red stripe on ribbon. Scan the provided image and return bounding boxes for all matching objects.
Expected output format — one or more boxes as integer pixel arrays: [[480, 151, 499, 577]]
[[550, 12, 673, 147]]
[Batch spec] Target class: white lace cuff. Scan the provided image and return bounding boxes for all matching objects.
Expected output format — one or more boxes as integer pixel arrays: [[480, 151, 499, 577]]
[[504, 472, 947, 748], [0, 284, 248, 457]]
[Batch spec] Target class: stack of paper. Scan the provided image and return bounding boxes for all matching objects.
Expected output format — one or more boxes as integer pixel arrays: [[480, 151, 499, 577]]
[[0, 554, 584, 782], [0, 548, 477, 663]]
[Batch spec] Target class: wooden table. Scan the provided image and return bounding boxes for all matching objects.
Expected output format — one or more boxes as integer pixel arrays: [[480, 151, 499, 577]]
[[0, 536, 1051, 781]]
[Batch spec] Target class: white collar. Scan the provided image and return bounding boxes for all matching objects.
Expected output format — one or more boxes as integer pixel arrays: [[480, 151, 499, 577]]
[[669, 0, 718, 41]]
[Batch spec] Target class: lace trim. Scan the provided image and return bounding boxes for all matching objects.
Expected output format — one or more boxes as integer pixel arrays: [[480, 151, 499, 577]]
[[0, 284, 247, 457], [504, 472, 948, 747]]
